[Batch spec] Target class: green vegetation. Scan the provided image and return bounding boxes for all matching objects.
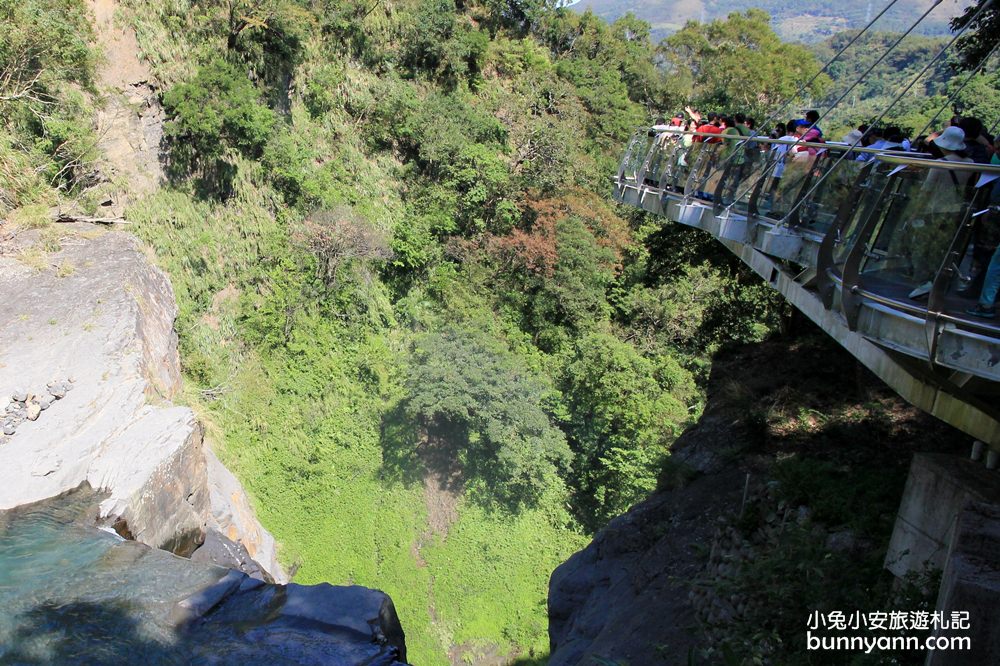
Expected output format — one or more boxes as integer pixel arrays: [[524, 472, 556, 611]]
[[572, 0, 953, 44], [658, 9, 828, 119], [952, 0, 1000, 71], [688, 334, 966, 665], [6, 0, 994, 661], [397, 325, 571, 510], [161, 56, 277, 177], [0, 0, 98, 214], [0, 4, 798, 656], [117, 1, 807, 659], [102, 2, 787, 661], [811, 31, 1000, 138], [559, 331, 696, 526]]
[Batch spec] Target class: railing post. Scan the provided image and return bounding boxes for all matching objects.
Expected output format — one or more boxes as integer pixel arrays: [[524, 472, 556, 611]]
[[840, 178, 897, 330]]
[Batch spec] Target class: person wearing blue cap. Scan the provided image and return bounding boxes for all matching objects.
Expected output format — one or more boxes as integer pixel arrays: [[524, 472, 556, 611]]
[[793, 119, 823, 155]]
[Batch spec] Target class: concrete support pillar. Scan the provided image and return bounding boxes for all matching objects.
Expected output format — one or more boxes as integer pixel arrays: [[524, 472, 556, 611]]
[[986, 450, 999, 471], [885, 454, 1000, 578], [970, 441, 983, 462], [925, 502, 1000, 666]]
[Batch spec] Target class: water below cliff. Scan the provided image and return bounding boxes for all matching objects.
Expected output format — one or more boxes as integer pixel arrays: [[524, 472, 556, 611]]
[[0, 487, 407, 665], [0, 487, 224, 663]]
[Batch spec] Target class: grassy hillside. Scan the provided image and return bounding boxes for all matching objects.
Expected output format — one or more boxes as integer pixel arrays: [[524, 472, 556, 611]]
[[106, 1, 782, 663], [12, 0, 992, 662]]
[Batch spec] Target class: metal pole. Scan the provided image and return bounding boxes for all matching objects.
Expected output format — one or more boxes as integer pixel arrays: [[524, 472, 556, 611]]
[[780, 0, 996, 225]]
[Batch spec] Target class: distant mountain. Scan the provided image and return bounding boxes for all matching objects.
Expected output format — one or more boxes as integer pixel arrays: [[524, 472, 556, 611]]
[[570, 0, 957, 43]]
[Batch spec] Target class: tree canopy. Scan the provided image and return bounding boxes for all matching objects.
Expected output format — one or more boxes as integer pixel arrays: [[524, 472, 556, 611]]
[[402, 326, 571, 509], [659, 10, 829, 119], [952, 0, 1000, 72]]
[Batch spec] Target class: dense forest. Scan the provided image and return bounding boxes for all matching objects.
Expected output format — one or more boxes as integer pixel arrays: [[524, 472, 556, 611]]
[[1, 2, 787, 660], [572, 0, 954, 43], [1, 0, 996, 662], [812, 30, 1000, 137]]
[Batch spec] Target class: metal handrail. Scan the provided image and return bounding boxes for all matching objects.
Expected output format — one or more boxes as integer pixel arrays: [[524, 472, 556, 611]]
[[616, 124, 1000, 402], [874, 154, 1000, 174], [646, 129, 1000, 172], [828, 269, 1000, 338]]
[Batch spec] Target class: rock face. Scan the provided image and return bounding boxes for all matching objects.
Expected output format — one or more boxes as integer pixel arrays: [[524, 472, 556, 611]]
[[546, 345, 770, 665], [0, 489, 406, 664], [547, 452, 743, 665], [547, 335, 972, 665], [175, 574, 408, 665], [87, 0, 165, 204], [196, 448, 284, 579], [0, 228, 284, 581]]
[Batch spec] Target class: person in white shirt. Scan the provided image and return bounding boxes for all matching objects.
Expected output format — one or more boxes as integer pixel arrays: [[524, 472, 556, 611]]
[[906, 126, 976, 298]]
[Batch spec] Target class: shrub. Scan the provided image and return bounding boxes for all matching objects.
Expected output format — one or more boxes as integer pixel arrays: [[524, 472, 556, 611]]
[[162, 56, 276, 175], [298, 206, 392, 288], [559, 332, 695, 526], [398, 325, 571, 510]]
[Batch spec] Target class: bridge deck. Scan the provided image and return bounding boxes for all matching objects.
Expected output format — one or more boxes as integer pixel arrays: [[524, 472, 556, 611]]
[[615, 128, 1000, 447]]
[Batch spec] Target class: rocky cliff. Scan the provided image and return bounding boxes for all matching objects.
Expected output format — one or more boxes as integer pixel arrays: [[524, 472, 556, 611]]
[[0, 225, 284, 581], [546, 375, 745, 665], [0, 222, 414, 661], [0, 487, 407, 664], [547, 333, 970, 665]]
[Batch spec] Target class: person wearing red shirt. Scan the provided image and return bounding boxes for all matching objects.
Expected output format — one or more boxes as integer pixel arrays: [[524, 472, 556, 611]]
[[694, 112, 723, 143]]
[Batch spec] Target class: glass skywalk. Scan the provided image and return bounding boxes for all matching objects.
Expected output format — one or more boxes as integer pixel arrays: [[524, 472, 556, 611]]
[[615, 128, 1000, 386]]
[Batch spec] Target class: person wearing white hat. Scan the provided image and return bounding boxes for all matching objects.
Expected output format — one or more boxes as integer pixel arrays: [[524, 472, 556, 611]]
[[842, 129, 864, 145], [906, 126, 975, 299], [932, 125, 968, 152], [926, 126, 974, 193]]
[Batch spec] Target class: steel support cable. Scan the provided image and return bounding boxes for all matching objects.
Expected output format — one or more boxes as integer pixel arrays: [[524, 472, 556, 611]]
[[779, 0, 997, 226], [726, 0, 993, 218], [913, 40, 1000, 140], [698, 0, 907, 184], [720, 0, 950, 210]]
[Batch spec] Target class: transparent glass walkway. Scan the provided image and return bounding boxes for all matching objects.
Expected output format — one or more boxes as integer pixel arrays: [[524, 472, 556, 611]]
[[615, 128, 1000, 445]]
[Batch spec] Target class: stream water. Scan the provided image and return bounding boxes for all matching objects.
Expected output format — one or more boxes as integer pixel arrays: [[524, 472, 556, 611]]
[[0, 487, 225, 663], [0, 487, 405, 665]]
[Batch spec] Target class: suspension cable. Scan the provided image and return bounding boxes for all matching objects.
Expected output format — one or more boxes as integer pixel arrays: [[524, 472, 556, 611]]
[[698, 0, 908, 180], [913, 40, 1000, 139], [739, 0, 904, 140], [779, 0, 997, 225], [720, 0, 950, 211], [804, 0, 948, 143]]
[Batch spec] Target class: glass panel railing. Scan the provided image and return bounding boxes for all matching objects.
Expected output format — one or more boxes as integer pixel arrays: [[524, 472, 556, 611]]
[[798, 150, 932, 241], [856, 161, 980, 303], [714, 139, 770, 215], [701, 133, 751, 202], [643, 134, 682, 188], [825, 161, 886, 273], [685, 141, 723, 201], [755, 148, 818, 223], [793, 148, 866, 237], [663, 138, 695, 193], [617, 130, 654, 184]]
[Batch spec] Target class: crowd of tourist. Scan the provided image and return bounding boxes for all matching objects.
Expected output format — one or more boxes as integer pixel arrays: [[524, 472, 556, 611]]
[[648, 109, 1000, 318], [654, 108, 997, 162]]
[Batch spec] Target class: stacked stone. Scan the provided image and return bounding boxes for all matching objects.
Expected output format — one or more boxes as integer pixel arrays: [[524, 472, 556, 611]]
[[1, 380, 74, 440], [688, 482, 806, 659]]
